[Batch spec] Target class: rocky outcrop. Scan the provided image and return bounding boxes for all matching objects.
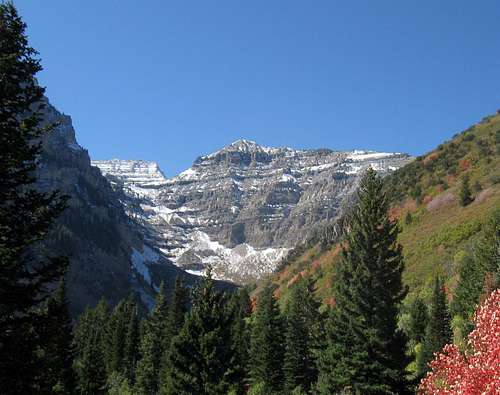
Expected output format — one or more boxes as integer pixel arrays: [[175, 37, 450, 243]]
[[94, 140, 412, 283], [36, 99, 230, 315]]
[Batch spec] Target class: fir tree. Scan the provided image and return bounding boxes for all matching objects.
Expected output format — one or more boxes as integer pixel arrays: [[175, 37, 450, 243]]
[[408, 296, 428, 344], [135, 283, 170, 395], [37, 277, 75, 394], [249, 283, 284, 393], [123, 297, 140, 383], [452, 209, 499, 338], [283, 277, 320, 394], [105, 300, 127, 376], [73, 300, 108, 395], [226, 287, 252, 394], [159, 276, 190, 389], [452, 255, 484, 337], [416, 276, 452, 378], [161, 270, 234, 395], [0, 3, 68, 392], [164, 276, 190, 342], [459, 173, 472, 206], [473, 208, 500, 288], [316, 168, 408, 394]]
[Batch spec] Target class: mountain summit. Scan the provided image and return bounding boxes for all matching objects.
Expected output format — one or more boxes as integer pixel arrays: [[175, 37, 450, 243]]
[[93, 142, 412, 283]]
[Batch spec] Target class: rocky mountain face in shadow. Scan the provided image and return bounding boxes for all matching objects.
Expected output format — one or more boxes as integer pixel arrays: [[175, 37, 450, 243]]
[[36, 99, 232, 315]]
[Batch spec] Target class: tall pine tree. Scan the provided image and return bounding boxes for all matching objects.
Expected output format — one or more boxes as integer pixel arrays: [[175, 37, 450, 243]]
[[135, 282, 170, 395], [408, 296, 428, 345], [317, 168, 408, 394], [283, 277, 320, 394], [249, 282, 284, 394], [161, 270, 234, 395], [73, 300, 109, 395], [159, 276, 190, 390], [0, 3, 68, 393], [416, 276, 452, 379], [37, 277, 75, 394], [226, 287, 252, 394]]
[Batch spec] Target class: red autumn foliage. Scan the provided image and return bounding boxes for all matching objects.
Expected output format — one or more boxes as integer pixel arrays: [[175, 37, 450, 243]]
[[418, 289, 500, 394], [458, 158, 470, 171], [423, 152, 440, 165]]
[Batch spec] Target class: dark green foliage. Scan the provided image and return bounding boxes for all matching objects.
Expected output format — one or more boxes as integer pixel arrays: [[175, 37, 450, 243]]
[[105, 296, 140, 381], [459, 173, 473, 206], [283, 278, 321, 394], [0, 3, 68, 393], [135, 282, 170, 395], [416, 277, 452, 378], [73, 300, 109, 394], [123, 298, 140, 383], [159, 277, 190, 390], [452, 209, 500, 337], [164, 276, 190, 344], [37, 277, 75, 394], [407, 297, 428, 344], [452, 255, 484, 337], [249, 283, 284, 393], [473, 208, 500, 286], [226, 288, 252, 394], [161, 270, 234, 395], [317, 169, 409, 394]]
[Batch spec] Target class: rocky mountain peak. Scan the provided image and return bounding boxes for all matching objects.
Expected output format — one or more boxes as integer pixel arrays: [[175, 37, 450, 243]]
[[93, 141, 413, 283]]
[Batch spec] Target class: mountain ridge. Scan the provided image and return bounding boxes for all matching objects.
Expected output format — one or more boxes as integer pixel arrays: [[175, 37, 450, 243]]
[[93, 140, 412, 283]]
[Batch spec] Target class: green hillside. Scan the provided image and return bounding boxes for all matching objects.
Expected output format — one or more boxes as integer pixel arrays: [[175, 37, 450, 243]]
[[266, 111, 500, 307]]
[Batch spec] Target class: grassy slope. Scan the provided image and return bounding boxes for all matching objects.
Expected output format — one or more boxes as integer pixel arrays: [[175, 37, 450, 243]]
[[264, 111, 500, 307]]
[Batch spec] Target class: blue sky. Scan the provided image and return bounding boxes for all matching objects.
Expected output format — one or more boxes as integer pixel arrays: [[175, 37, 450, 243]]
[[14, 0, 500, 176]]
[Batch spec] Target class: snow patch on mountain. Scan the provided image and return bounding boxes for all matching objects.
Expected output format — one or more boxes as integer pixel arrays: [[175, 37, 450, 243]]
[[131, 245, 159, 284], [174, 231, 289, 282]]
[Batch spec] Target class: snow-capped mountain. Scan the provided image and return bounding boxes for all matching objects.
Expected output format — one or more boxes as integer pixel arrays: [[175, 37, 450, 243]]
[[93, 139, 412, 283]]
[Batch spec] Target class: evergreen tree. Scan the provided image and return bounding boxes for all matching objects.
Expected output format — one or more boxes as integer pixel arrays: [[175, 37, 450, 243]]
[[105, 295, 140, 380], [105, 300, 127, 376], [0, 3, 68, 392], [452, 209, 499, 337], [473, 208, 500, 287], [37, 277, 75, 394], [161, 270, 234, 395], [159, 276, 190, 389], [123, 297, 140, 383], [283, 277, 320, 394], [249, 283, 284, 393], [164, 276, 190, 342], [135, 283, 170, 395], [226, 287, 252, 394], [316, 168, 408, 394], [408, 296, 428, 344], [459, 173, 472, 206], [452, 255, 484, 337], [416, 276, 452, 378], [73, 300, 108, 395]]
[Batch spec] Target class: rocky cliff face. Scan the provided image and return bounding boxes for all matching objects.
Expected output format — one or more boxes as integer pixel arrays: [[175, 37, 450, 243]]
[[36, 99, 226, 314], [93, 139, 412, 283]]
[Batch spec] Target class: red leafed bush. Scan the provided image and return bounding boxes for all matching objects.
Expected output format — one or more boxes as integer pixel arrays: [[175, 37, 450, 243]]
[[419, 289, 500, 394]]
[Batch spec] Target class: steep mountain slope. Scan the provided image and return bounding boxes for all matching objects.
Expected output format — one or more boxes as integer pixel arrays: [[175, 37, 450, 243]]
[[36, 99, 230, 314], [93, 140, 411, 283], [269, 111, 500, 306]]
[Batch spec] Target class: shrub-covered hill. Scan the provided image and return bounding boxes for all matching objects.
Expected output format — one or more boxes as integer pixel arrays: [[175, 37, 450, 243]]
[[264, 111, 500, 308]]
